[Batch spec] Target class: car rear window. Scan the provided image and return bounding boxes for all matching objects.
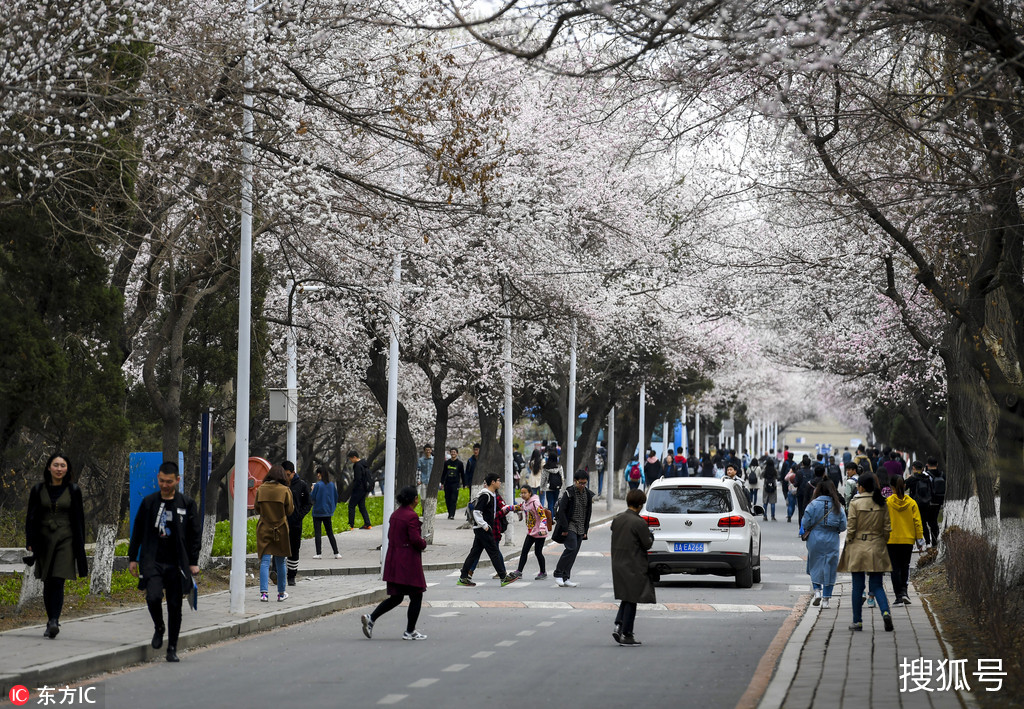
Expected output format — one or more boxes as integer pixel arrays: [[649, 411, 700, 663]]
[[647, 487, 732, 514]]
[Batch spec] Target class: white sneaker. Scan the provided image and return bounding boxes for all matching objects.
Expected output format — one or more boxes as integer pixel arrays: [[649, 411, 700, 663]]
[[554, 577, 566, 587], [821, 598, 830, 609], [334, 553, 343, 559], [402, 630, 427, 640], [562, 580, 579, 588], [312, 554, 322, 559], [812, 590, 822, 606]]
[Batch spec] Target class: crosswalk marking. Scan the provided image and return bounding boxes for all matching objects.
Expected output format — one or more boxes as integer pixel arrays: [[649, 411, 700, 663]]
[[443, 664, 470, 672], [418, 600, 793, 613], [378, 695, 408, 704], [407, 679, 438, 688]]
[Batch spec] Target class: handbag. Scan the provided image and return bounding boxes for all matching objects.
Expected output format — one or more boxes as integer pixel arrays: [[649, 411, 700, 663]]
[[800, 501, 829, 541]]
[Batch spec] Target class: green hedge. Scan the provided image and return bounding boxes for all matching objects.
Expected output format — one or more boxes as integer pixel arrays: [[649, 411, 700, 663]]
[[116, 489, 469, 557]]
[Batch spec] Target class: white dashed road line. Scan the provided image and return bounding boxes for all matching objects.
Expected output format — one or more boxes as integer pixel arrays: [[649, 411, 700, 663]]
[[516, 630, 535, 636], [472, 651, 495, 658], [443, 664, 470, 672], [495, 640, 517, 647], [408, 679, 438, 688], [378, 695, 407, 704]]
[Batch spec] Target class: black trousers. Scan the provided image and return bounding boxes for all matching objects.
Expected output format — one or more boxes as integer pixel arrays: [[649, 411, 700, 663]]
[[313, 517, 338, 555], [460, 529, 506, 579], [516, 535, 546, 574], [145, 563, 184, 646], [887, 544, 913, 598], [554, 531, 582, 580], [287, 521, 302, 579], [443, 486, 459, 519], [615, 601, 637, 635], [922, 504, 940, 545], [42, 577, 66, 622], [348, 493, 371, 527], [370, 588, 423, 633]]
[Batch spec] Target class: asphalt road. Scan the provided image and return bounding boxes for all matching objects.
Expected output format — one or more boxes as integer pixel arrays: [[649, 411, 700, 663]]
[[93, 514, 813, 709]]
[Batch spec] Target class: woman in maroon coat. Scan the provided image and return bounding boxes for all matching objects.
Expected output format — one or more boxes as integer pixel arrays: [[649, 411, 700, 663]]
[[361, 486, 428, 640]]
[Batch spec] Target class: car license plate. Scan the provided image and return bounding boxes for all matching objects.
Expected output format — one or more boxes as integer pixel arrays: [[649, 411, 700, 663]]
[[674, 542, 704, 553]]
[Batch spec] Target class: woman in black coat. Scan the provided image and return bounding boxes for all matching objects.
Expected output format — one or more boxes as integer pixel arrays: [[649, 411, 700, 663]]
[[610, 488, 655, 646], [25, 454, 89, 638]]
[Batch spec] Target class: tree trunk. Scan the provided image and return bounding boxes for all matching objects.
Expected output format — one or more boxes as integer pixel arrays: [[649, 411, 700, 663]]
[[18, 567, 43, 610], [476, 401, 502, 487], [89, 524, 119, 595], [199, 444, 235, 567], [89, 448, 128, 594], [420, 363, 463, 545]]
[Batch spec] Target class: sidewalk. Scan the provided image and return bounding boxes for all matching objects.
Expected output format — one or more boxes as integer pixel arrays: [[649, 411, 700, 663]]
[[758, 573, 979, 709], [0, 506, 624, 691]]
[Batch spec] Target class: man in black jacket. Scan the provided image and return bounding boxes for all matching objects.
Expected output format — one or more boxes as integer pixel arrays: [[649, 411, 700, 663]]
[[283, 460, 311, 585], [456, 473, 516, 587], [552, 469, 595, 587], [128, 461, 201, 662], [347, 451, 373, 530], [464, 443, 480, 489], [441, 448, 464, 519]]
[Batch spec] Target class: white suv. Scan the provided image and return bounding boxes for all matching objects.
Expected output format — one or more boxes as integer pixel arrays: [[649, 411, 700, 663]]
[[641, 477, 763, 588]]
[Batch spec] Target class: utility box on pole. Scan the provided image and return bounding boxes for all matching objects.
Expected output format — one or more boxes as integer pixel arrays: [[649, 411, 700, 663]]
[[268, 388, 297, 422]]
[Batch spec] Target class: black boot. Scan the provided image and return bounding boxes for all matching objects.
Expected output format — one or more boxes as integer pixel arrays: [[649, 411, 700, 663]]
[[166, 645, 179, 662], [45, 619, 59, 639], [612, 624, 622, 644], [152, 625, 165, 649]]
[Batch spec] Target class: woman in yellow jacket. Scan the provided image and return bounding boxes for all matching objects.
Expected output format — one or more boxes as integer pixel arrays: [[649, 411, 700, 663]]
[[886, 475, 924, 606]]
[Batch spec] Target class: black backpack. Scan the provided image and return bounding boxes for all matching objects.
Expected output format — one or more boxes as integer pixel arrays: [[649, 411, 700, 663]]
[[747, 469, 758, 485], [908, 474, 933, 505], [548, 470, 563, 490], [931, 473, 945, 502]]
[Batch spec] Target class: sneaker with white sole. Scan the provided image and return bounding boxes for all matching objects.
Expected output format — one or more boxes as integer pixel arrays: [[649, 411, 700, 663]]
[[500, 573, 520, 587], [361, 614, 374, 639], [312, 554, 322, 559], [562, 579, 579, 587], [821, 598, 830, 609], [260, 592, 269, 602], [278, 592, 289, 602], [554, 577, 566, 587], [403, 630, 427, 640], [334, 553, 343, 559], [812, 590, 822, 606], [866, 596, 876, 608]]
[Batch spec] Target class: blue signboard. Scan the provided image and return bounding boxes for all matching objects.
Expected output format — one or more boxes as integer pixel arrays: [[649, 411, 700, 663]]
[[129, 452, 184, 535]]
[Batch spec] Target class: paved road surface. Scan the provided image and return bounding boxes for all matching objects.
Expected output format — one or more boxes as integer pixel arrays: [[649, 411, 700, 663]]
[[93, 516, 813, 709]]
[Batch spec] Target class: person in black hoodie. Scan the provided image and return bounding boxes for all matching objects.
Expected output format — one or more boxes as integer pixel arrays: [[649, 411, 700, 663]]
[[441, 448, 464, 519], [25, 453, 89, 639], [347, 451, 373, 530], [552, 470, 596, 587], [283, 461, 312, 585], [128, 461, 201, 662]]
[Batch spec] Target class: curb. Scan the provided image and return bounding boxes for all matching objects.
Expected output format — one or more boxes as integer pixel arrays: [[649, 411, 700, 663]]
[[757, 594, 813, 709], [0, 586, 388, 690]]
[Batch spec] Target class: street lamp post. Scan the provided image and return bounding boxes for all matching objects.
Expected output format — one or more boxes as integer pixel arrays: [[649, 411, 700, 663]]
[[606, 407, 614, 511], [503, 311, 514, 546], [230, 0, 257, 616], [566, 325, 577, 477]]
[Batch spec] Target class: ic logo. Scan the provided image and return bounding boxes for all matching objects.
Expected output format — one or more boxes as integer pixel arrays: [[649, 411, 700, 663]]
[[9, 685, 31, 706]]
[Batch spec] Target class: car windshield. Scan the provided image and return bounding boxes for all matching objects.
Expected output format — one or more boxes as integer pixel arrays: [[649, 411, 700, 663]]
[[647, 487, 732, 514]]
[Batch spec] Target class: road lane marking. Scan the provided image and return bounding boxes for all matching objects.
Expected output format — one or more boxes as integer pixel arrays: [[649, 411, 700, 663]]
[[516, 630, 536, 636], [536, 621, 555, 627], [710, 604, 763, 613], [428, 600, 479, 607], [378, 695, 407, 704], [766, 555, 805, 561], [472, 651, 495, 658], [429, 611, 462, 617], [523, 601, 573, 609], [408, 679, 438, 688], [495, 640, 517, 647], [443, 664, 470, 672], [576, 570, 598, 575]]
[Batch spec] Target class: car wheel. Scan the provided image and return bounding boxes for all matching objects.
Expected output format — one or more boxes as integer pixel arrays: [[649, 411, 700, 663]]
[[735, 560, 753, 588], [752, 554, 762, 584]]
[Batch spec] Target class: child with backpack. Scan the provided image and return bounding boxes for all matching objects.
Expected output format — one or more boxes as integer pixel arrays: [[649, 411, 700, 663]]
[[626, 457, 644, 490], [506, 486, 550, 581]]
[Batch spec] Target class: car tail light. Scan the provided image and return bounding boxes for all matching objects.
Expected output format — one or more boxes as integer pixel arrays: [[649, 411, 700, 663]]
[[642, 515, 660, 527], [718, 515, 746, 528]]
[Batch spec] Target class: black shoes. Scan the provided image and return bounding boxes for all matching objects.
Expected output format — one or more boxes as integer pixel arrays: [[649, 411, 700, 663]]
[[287, 577, 296, 587], [612, 624, 622, 644], [883, 612, 894, 632], [44, 619, 59, 639], [166, 645, 179, 662], [618, 634, 641, 646], [152, 626, 165, 649]]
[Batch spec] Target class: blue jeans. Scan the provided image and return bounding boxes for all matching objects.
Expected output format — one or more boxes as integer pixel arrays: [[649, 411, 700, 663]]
[[851, 572, 890, 623], [260, 554, 286, 594], [597, 470, 604, 496], [812, 581, 835, 598], [786, 492, 797, 520], [748, 489, 758, 506], [545, 490, 559, 510]]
